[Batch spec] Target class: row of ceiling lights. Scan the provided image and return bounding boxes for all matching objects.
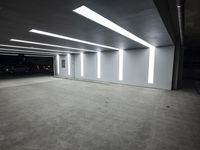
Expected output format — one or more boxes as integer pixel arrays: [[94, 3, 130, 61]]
[[0, 5, 154, 56]]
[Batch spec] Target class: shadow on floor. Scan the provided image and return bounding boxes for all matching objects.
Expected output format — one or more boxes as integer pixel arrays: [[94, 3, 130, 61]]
[[182, 79, 200, 95]]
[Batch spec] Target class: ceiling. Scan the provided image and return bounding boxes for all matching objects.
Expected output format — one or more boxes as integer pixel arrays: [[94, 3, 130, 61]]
[[0, 0, 173, 54], [185, 0, 200, 48]]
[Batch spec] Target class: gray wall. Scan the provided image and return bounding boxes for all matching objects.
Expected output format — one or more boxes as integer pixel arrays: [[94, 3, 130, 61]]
[[74, 46, 174, 90]]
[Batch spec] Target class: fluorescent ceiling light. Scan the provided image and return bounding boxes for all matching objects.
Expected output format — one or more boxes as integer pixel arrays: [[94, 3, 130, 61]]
[[29, 29, 121, 51], [0, 44, 78, 54], [10, 39, 97, 52], [0, 48, 61, 55], [73, 6, 154, 48], [0, 50, 53, 56], [24, 54, 53, 57], [118, 49, 124, 81]]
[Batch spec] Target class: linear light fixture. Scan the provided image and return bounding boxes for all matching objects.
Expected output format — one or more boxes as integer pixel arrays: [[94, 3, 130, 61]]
[[29, 29, 121, 51], [73, 6, 154, 49], [0, 48, 61, 55], [10, 39, 97, 52], [0, 50, 54, 56], [25, 54, 53, 57], [73, 5, 156, 84], [119, 49, 124, 81], [97, 51, 101, 78], [67, 53, 71, 76], [148, 47, 155, 84], [80, 52, 84, 77], [56, 54, 60, 75], [0, 44, 79, 54]]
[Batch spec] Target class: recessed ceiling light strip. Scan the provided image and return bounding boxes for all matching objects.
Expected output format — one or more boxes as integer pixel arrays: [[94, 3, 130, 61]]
[[0, 50, 55, 56], [10, 39, 97, 52], [73, 6, 154, 48], [29, 29, 121, 51], [0, 44, 79, 54], [24, 54, 54, 57], [0, 48, 63, 55]]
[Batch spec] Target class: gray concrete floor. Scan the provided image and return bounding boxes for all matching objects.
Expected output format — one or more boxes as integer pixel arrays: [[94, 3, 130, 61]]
[[0, 76, 200, 150]]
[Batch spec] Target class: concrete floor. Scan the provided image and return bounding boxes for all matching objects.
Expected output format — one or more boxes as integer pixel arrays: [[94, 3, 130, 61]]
[[0, 76, 200, 150]]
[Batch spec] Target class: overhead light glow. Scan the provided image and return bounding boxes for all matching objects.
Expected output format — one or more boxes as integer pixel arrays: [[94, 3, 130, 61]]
[[148, 47, 155, 84], [73, 6, 154, 48], [24, 54, 53, 57], [0, 44, 78, 54], [29, 29, 120, 51], [119, 49, 124, 81], [67, 53, 71, 76], [10, 39, 97, 52], [73, 6, 156, 83], [81, 52, 84, 77], [97, 51, 101, 78], [0, 50, 51, 56], [0, 48, 60, 55], [56, 54, 60, 75]]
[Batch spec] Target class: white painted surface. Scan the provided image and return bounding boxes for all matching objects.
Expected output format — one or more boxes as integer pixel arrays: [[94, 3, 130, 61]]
[[74, 46, 174, 89], [57, 54, 75, 79]]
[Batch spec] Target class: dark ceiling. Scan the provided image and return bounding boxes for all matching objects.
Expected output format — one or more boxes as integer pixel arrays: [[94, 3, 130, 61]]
[[0, 0, 173, 53], [185, 0, 200, 48]]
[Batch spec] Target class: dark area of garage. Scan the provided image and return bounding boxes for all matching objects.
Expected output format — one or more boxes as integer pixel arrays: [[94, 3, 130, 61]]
[[154, 0, 200, 91], [0, 54, 53, 78], [183, 0, 200, 82]]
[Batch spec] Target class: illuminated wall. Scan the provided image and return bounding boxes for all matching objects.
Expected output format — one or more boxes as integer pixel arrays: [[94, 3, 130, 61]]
[[74, 46, 174, 90], [56, 54, 75, 79]]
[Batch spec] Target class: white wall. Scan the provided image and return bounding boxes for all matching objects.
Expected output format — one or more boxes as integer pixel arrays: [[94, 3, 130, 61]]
[[101, 51, 119, 82], [73, 46, 174, 90], [59, 55, 67, 78], [75, 52, 97, 80], [153, 47, 175, 89], [123, 49, 149, 87], [56, 54, 75, 79]]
